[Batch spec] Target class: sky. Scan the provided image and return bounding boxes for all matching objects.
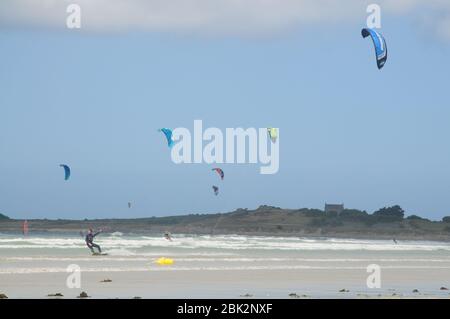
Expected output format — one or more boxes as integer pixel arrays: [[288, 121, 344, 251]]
[[1, 1, 450, 220]]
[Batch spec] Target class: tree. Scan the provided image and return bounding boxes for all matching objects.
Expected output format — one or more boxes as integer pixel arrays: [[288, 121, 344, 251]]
[[372, 205, 405, 222], [300, 209, 325, 217], [406, 215, 430, 222], [340, 209, 368, 218], [442, 216, 450, 223]]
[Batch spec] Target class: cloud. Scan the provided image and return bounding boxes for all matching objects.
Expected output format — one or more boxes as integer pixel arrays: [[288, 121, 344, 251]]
[[0, 0, 449, 40]]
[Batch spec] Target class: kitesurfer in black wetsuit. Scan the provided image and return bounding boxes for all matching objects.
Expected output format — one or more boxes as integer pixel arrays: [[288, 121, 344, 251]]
[[84, 228, 102, 253]]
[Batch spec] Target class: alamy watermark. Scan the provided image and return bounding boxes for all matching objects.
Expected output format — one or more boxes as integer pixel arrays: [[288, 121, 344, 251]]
[[65, 3, 382, 30], [366, 264, 381, 289], [169, 120, 279, 175], [66, 264, 81, 289], [66, 4, 81, 29], [366, 4, 382, 29]]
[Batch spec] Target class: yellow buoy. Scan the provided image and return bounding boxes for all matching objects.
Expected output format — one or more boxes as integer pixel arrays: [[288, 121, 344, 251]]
[[156, 257, 174, 265]]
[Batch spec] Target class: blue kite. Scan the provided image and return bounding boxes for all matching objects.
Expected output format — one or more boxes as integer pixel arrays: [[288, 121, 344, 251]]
[[158, 128, 174, 148], [60, 164, 71, 181], [361, 28, 387, 69]]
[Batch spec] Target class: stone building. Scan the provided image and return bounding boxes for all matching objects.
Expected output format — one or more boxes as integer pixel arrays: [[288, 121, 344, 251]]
[[324, 203, 344, 215]]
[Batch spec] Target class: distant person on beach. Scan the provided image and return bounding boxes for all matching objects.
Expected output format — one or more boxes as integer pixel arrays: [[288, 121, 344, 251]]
[[83, 228, 103, 253], [393, 238, 398, 244], [164, 232, 172, 241]]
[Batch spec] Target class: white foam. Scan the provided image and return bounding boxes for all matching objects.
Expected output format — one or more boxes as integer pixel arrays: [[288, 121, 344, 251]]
[[110, 232, 123, 237], [1, 234, 449, 252]]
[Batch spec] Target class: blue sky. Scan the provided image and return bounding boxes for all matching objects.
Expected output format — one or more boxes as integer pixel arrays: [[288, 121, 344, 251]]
[[1, 1, 450, 220]]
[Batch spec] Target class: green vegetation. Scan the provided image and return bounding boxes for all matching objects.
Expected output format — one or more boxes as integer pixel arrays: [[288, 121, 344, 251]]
[[406, 215, 430, 222], [0, 205, 449, 241], [340, 209, 368, 222], [372, 205, 404, 222]]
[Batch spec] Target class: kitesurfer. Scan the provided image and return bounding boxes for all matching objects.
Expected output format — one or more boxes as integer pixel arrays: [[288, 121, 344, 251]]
[[84, 228, 103, 254]]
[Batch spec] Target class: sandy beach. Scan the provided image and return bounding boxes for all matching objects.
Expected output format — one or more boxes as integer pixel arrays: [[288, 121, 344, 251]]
[[1, 233, 450, 299], [1, 268, 450, 299]]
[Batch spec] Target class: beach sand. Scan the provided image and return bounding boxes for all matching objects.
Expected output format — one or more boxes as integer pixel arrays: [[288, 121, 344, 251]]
[[1, 267, 450, 299]]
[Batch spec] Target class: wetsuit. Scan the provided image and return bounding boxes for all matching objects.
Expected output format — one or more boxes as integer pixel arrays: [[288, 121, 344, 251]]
[[85, 231, 102, 253]]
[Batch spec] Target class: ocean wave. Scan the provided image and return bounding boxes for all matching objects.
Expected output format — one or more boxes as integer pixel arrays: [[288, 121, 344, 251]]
[[2, 256, 450, 263], [0, 235, 449, 252], [110, 232, 123, 237]]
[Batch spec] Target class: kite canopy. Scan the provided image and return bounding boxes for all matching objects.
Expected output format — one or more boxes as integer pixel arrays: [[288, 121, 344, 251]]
[[212, 168, 224, 180], [267, 128, 278, 143], [212, 185, 219, 196], [158, 128, 174, 148], [60, 164, 71, 181], [361, 28, 387, 69]]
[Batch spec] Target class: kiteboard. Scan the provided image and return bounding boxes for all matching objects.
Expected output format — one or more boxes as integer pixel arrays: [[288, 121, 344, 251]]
[[92, 252, 108, 256]]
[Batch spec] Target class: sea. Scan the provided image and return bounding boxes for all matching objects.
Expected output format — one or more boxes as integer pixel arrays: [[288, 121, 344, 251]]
[[1, 232, 450, 275]]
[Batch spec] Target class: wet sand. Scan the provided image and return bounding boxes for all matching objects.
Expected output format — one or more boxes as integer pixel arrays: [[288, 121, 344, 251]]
[[1, 267, 450, 299]]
